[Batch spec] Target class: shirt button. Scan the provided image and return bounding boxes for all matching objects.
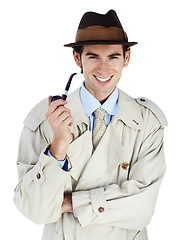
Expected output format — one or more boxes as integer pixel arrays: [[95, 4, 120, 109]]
[[98, 207, 104, 213], [122, 162, 129, 170], [37, 173, 41, 179]]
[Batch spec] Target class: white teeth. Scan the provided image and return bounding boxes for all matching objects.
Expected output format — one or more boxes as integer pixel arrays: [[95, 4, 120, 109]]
[[95, 76, 112, 82]]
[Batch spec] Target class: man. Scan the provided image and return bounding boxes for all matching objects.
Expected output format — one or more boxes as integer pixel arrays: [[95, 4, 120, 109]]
[[14, 10, 167, 240]]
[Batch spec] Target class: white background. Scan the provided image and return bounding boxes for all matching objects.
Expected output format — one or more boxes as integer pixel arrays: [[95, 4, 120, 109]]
[[1, 0, 181, 239]]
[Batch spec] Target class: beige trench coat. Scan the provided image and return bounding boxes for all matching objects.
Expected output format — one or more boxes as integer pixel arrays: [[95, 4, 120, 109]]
[[14, 88, 167, 240]]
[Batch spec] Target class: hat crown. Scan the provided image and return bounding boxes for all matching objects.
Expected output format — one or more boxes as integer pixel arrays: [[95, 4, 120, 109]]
[[78, 10, 123, 29], [64, 10, 138, 48]]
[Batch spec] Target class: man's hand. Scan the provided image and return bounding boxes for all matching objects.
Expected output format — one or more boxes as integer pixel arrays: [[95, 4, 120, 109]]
[[61, 194, 73, 214], [46, 96, 74, 160]]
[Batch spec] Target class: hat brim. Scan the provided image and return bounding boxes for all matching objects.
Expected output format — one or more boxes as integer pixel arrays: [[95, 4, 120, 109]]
[[64, 40, 138, 48]]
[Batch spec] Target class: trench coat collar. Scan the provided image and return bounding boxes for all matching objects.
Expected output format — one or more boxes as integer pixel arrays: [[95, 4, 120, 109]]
[[66, 87, 144, 130], [66, 88, 89, 127]]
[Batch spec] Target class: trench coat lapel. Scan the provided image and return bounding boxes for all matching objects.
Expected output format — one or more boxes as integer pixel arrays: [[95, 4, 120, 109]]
[[75, 122, 124, 188], [67, 129, 93, 181], [66, 88, 93, 181]]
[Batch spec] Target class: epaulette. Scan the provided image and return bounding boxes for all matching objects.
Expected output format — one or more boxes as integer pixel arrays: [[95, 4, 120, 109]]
[[136, 97, 168, 128], [24, 98, 48, 131]]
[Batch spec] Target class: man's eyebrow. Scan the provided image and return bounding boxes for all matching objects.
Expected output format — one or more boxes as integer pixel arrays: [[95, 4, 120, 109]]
[[85, 52, 99, 57], [108, 53, 122, 57], [85, 52, 122, 57]]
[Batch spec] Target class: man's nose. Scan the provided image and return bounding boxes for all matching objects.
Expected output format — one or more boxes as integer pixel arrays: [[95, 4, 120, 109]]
[[97, 60, 110, 75]]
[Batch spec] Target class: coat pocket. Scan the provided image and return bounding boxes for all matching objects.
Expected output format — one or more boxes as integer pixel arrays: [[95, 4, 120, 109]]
[[42, 221, 63, 240], [53, 232, 63, 240], [133, 228, 148, 240]]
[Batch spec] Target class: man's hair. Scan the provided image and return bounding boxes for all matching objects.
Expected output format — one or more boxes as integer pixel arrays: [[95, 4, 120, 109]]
[[73, 45, 129, 58], [73, 45, 130, 73], [73, 46, 84, 56]]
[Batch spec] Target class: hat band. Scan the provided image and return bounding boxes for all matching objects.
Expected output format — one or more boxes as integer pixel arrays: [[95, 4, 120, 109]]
[[75, 26, 127, 42]]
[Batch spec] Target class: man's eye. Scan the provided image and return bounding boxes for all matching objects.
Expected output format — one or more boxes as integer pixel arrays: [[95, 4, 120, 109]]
[[110, 56, 118, 60], [89, 56, 98, 59]]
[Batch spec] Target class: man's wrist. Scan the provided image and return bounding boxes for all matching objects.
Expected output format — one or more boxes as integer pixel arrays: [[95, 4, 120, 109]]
[[61, 194, 73, 214], [49, 143, 68, 161]]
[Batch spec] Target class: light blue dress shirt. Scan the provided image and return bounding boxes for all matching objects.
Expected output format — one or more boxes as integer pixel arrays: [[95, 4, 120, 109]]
[[80, 82, 118, 133]]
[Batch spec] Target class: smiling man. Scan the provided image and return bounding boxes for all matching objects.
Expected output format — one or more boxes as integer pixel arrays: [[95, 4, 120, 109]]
[[73, 44, 130, 102], [14, 10, 168, 240]]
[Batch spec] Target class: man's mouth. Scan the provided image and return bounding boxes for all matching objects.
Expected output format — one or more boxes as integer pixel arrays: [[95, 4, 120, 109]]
[[94, 75, 113, 82]]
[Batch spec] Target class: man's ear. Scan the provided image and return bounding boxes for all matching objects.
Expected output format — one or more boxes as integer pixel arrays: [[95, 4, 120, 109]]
[[123, 48, 131, 68], [73, 50, 82, 68]]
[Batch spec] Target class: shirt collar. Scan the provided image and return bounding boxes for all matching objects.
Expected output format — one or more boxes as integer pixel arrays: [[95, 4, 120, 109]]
[[80, 82, 118, 117]]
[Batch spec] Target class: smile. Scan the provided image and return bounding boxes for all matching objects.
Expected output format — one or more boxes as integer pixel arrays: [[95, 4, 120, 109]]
[[94, 75, 113, 82]]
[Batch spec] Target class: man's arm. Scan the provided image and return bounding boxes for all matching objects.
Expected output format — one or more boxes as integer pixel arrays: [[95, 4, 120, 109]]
[[71, 119, 166, 231], [14, 97, 73, 224]]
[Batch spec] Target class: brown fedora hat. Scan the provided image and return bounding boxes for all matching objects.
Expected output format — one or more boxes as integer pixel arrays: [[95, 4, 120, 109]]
[[64, 10, 137, 48]]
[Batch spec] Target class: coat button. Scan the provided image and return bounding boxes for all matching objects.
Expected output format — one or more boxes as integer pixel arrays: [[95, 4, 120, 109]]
[[37, 173, 41, 179], [122, 162, 129, 170], [98, 207, 104, 213]]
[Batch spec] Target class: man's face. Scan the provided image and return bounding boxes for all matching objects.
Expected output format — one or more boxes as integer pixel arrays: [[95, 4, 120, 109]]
[[73, 45, 130, 102]]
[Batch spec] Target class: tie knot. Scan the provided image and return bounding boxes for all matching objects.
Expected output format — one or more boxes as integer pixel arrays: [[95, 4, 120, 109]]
[[94, 108, 105, 120]]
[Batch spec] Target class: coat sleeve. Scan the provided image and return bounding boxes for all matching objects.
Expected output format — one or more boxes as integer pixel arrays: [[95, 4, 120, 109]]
[[72, 112, 166, 231], [13, 102, 72, 225]]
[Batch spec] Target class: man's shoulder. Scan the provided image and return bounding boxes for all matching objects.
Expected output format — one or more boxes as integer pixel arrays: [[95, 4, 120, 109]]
[[135, 96, 168, 128], [23, 98, 48, 131], [23, 88, 81, 132], [117, 89, 168, 128]]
